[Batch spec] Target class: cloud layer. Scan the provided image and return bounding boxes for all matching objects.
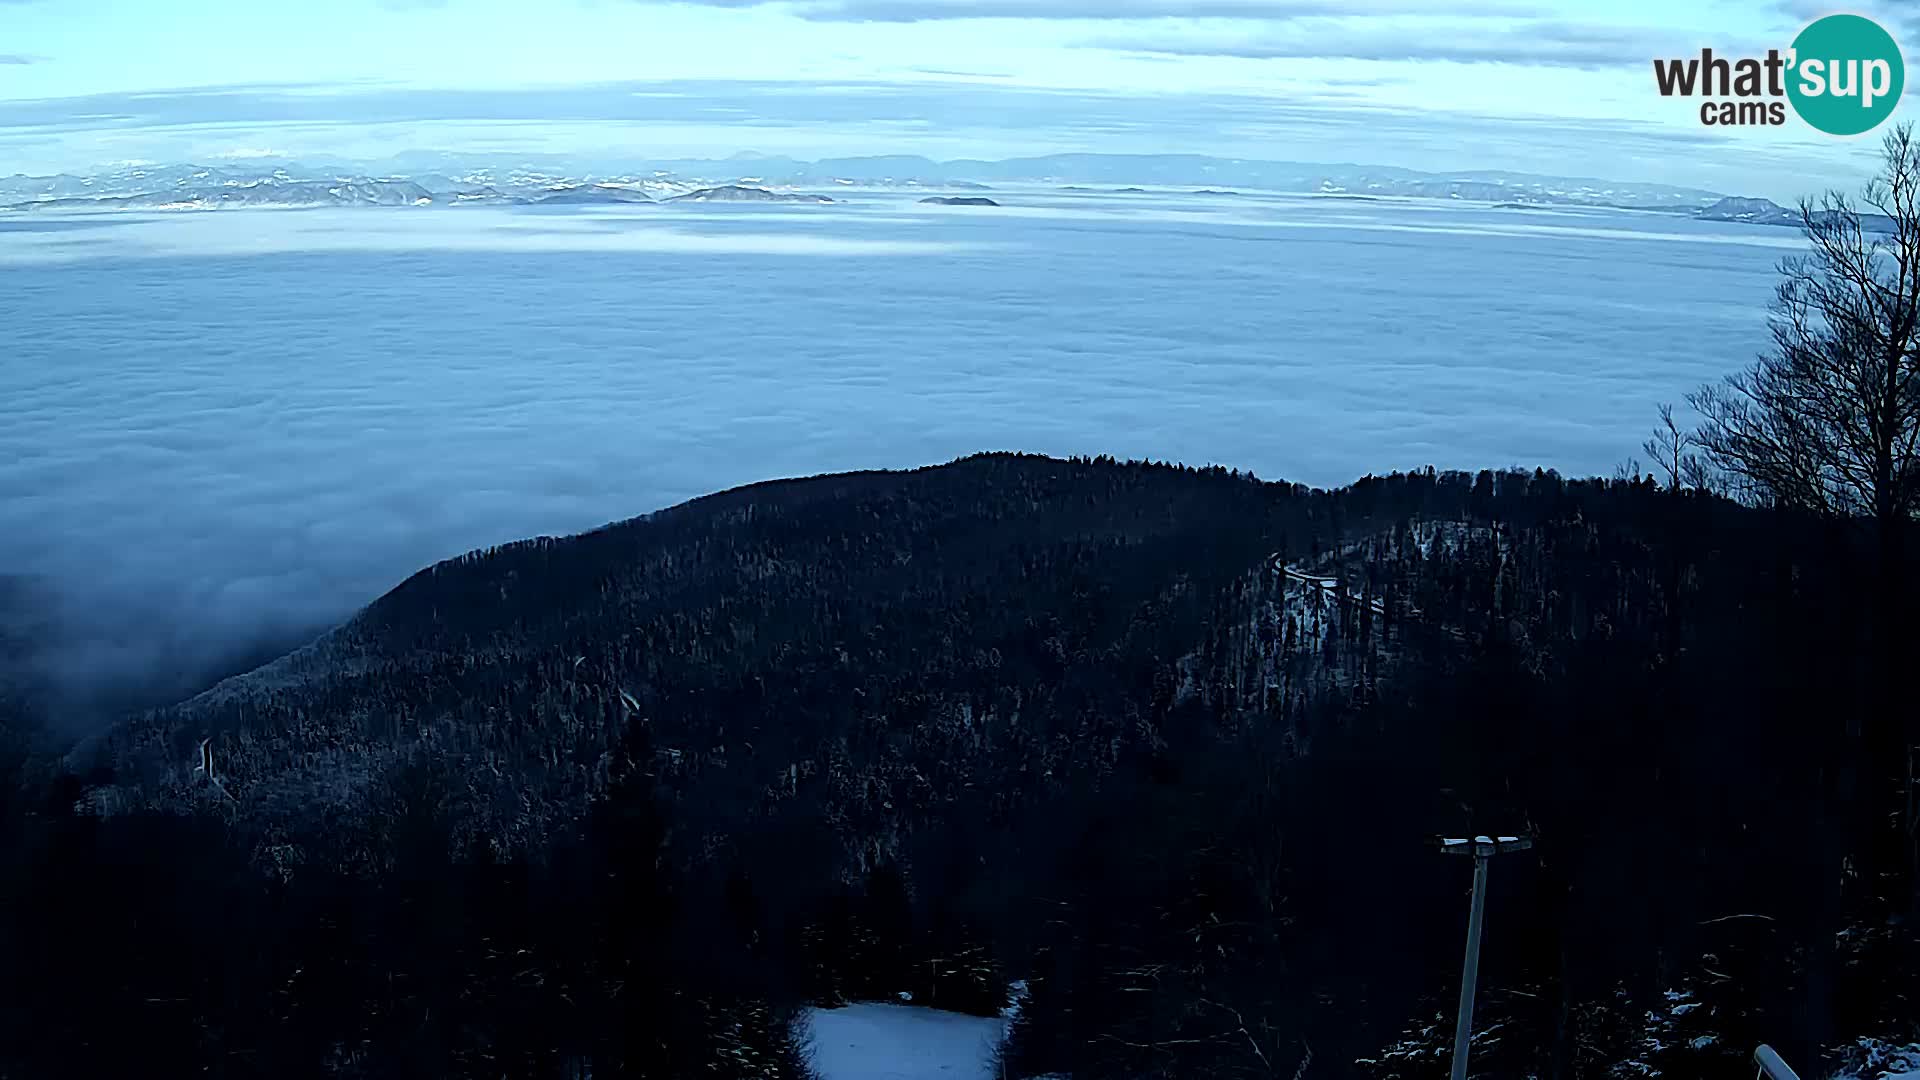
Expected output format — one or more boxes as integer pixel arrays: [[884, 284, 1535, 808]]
[[663, 0, 1547, 20], [1087, 19, 1677, 70], [1773, 0, 1920, 36], [0, 208, 996, 264], [0, 194, 1784, 732], [0, 77, 1867, 203]]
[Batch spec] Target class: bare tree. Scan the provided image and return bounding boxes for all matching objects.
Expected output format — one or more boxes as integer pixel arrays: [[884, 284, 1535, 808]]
[[1685, 127, 1920, 1027], [1642, 403, 1701, 492], [1688, 123, 1920, 531]]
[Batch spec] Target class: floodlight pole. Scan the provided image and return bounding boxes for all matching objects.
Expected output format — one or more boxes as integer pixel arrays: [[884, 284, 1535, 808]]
[[1438, 834, 1532, 1080]]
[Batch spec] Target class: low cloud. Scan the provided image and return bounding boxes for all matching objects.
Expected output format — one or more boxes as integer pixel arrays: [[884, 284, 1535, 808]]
[[1086, 19, 1691, 70], [0, 190, 1788, 748], [0, 211, 999, 265], [0, 77, 1692, 141], [0, 78, 1867, 202], [0, 54, 42, 65], [665, 0, 1544, 21], [1770, 0, 1920, 42], [908, 67, 1015, 79]]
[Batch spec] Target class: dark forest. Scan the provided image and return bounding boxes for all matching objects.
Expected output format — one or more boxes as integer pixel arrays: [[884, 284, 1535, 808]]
[[3, 448, 1915, 1079]]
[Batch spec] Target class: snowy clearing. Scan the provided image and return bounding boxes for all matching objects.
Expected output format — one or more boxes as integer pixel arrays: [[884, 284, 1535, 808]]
[[804, 1003, 1008, 1080]]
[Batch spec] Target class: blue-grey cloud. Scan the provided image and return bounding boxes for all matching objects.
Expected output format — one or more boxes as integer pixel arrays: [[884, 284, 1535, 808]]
[[908, 66, 1015, 78], [1772, 0, 1828, 18], [0, 54, 42, 65], [1770, 0, 1920, 41], [665, 0, 1545, 21], [1086, 19, 1716, 70], [0, 77, 1864, 206], [0, 78, 1736, 155]]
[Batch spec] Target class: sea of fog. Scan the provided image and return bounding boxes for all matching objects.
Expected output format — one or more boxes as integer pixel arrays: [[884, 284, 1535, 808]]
[[0, 188, 1793, 716]]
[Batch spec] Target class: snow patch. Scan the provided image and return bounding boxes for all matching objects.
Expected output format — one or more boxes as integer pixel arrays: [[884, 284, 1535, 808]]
[[804, 1003, 1007, 1080], [1831, 1039, 1920, 1080]]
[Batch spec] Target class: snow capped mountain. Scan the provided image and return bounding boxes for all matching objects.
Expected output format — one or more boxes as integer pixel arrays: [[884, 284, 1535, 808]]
[[0, 152, 1764, 217]]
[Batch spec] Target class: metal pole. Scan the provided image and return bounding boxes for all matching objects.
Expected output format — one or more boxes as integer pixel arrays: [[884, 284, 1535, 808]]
[[1753, 1044, 1801, 1080], [1438, 834, 1529, 1080], [1449, 852, 1490, 1080]]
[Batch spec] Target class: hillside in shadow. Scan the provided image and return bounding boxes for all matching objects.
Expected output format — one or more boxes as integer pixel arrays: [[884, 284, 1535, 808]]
[[2, 453, 1910, 1079]]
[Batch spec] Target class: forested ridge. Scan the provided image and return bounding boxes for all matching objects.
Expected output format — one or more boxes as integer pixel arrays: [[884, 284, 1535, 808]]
[[1, 451, 1913, 1079]]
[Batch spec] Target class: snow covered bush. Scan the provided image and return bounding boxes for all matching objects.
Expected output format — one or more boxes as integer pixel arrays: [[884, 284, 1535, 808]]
[[1827, 1038, 1920, 1080]]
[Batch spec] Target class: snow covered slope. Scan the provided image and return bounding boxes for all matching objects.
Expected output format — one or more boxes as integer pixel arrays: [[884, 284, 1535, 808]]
[[804, 1004, 1008, 1080], [1832, 1039, 1920, 1080]]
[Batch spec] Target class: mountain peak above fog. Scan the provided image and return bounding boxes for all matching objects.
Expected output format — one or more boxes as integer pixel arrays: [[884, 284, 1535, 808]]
[[0, 153, 1843, 231], [0, 152, 1741, 213]]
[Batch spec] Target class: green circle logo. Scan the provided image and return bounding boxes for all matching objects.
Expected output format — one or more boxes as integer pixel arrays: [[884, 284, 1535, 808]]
[[1787, 14, 1905, 136]]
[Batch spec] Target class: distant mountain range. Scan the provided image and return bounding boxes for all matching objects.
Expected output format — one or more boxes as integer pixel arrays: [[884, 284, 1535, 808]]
[[661, 152, 1730, 206], [1494, 194, 1891, 232], [0, 176, 838, 213], [0, 152, 1849, 229], [13, 179, 436, 212]]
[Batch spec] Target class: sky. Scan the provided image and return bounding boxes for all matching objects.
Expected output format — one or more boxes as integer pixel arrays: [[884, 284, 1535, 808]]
[[1, 0, 1917, 201]]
